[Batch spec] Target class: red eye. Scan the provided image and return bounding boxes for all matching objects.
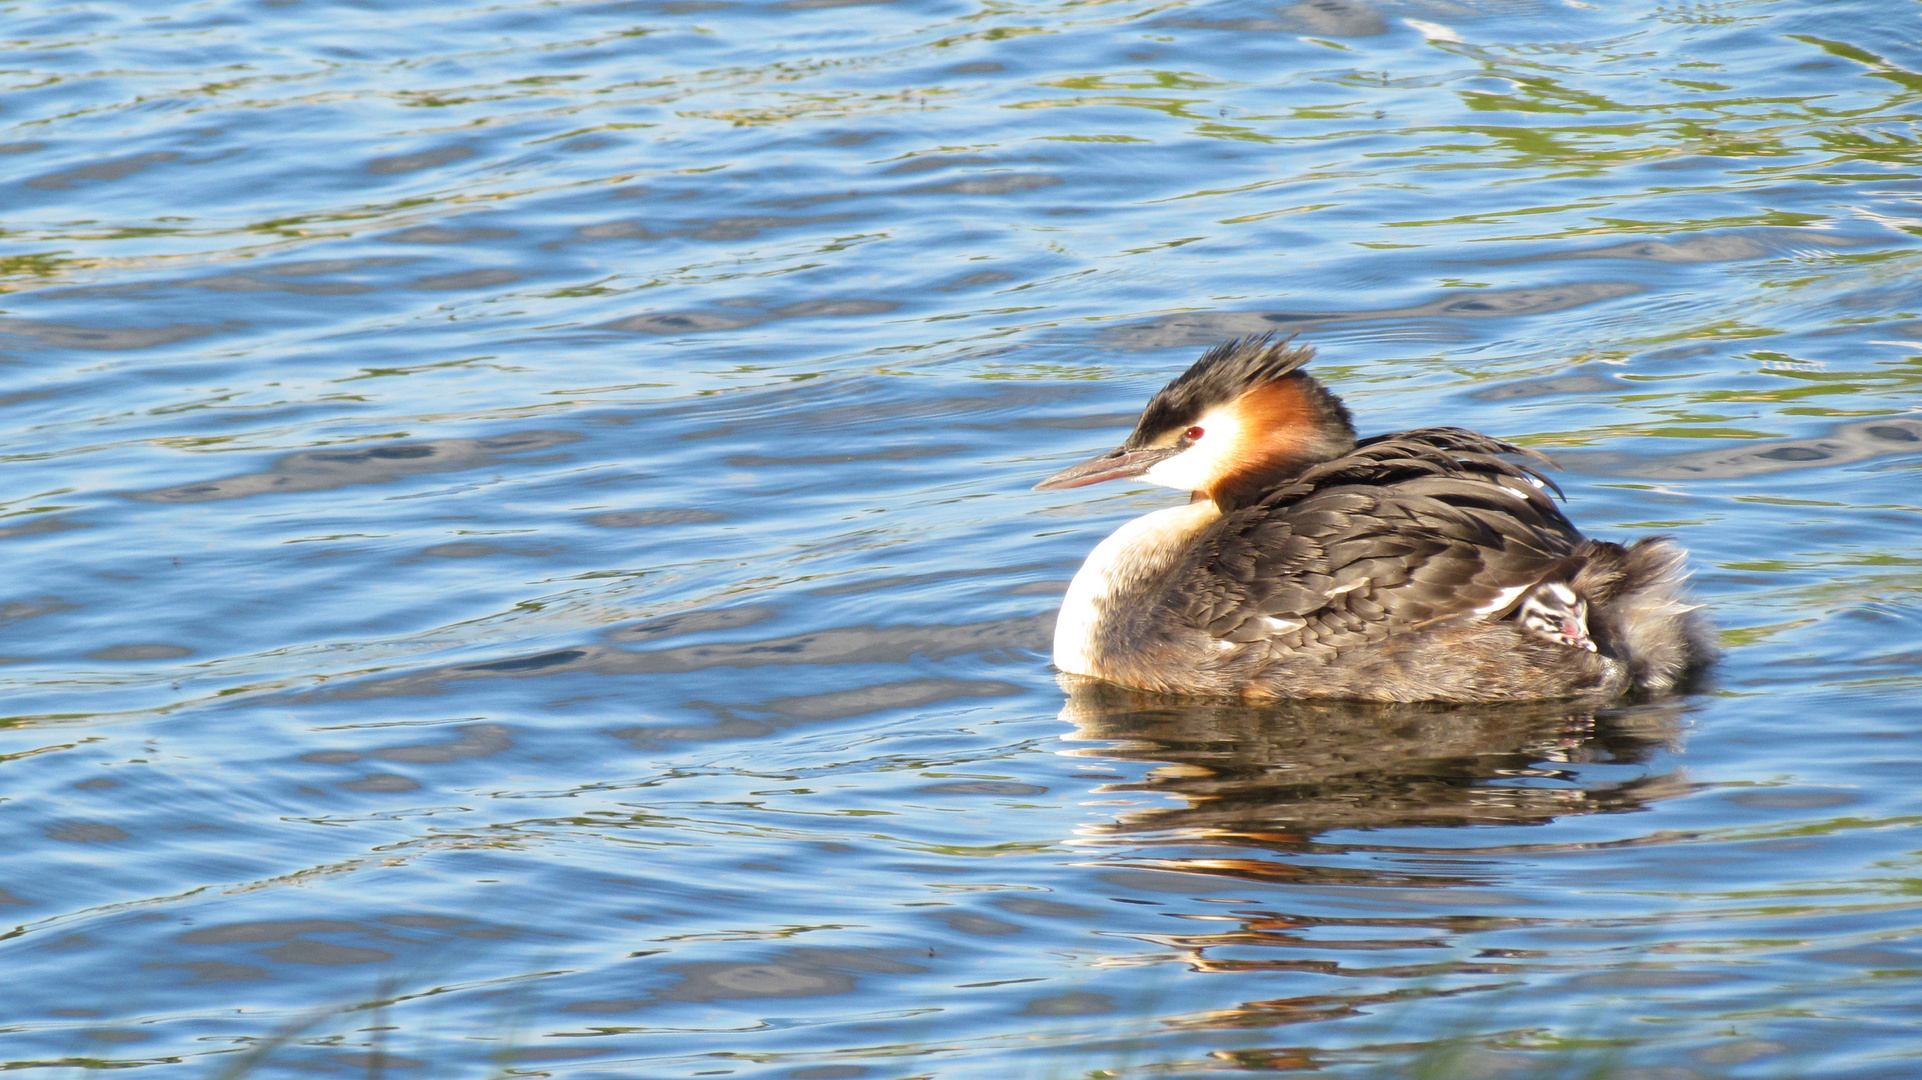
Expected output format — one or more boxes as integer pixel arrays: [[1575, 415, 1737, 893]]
[[1183, 426, 1205, 440]]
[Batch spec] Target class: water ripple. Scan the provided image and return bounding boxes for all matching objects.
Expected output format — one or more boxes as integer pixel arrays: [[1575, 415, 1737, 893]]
[[2, 0, 1920, 1076]]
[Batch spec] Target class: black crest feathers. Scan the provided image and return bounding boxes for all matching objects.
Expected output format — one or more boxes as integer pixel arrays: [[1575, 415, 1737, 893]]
[[1125, 334, 1351, 449]]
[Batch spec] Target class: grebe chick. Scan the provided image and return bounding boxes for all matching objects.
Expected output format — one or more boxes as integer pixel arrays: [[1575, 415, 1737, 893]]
[[1034, 336, 1711, 703]]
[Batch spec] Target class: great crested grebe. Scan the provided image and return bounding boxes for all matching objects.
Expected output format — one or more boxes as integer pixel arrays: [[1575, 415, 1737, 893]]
[[1035, 336, 1711, 703]]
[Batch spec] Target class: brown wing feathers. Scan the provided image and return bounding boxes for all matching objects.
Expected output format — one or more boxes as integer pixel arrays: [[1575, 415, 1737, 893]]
[[1172, 429, 1579, 653]]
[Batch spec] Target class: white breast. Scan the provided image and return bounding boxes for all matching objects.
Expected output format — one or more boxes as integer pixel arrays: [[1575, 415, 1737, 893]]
[[1054, 500, 1221, 677]]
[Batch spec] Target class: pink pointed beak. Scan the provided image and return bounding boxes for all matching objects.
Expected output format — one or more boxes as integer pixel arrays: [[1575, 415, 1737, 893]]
[[1033, 446, 1178, 491], [1561, 618, 1597, 651]]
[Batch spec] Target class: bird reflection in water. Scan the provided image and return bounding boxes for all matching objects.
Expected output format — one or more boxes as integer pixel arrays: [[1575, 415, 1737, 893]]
[[1053, 677, 1695, 1055]]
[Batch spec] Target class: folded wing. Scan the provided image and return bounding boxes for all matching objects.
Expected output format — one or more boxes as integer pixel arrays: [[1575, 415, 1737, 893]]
[[1174, 428, 1582, 654]]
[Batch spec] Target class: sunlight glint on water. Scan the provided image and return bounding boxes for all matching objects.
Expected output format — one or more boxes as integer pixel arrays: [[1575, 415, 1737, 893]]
[[1, 0, 1920, 1077]]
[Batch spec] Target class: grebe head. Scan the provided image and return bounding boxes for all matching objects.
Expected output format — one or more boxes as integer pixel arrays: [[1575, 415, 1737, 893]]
[[1034, 335, 1357, 506]]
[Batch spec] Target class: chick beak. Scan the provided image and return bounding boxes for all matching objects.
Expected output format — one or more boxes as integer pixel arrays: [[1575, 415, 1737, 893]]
[[1560, 618, 1597, 652], [1033, 445, 1180, 491]]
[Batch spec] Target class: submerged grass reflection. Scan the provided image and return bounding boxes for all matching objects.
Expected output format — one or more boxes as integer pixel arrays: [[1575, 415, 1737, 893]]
[[4, 0, 1922, 1076]]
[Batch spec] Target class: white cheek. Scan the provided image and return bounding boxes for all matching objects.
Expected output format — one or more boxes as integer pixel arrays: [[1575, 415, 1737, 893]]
[[1140, 410, 1240, 492], [1142, 446, 1213, 491]]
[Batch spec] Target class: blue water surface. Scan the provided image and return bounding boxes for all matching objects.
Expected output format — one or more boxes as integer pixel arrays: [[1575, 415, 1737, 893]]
[[3, 0, 1922, 1076]]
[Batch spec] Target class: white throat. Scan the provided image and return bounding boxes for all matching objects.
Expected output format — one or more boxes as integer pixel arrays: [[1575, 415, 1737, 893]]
[[1054, 499, 1221, 677]]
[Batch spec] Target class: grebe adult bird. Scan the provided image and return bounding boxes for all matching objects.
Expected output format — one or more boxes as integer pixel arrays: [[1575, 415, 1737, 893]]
[[1034, 336, 1711, 703]]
